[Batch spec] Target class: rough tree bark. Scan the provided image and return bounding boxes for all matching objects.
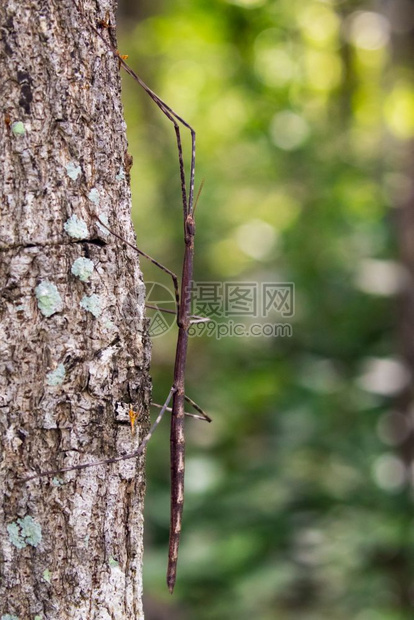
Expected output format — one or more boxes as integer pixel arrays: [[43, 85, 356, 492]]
[[0, 1, 151, 618]]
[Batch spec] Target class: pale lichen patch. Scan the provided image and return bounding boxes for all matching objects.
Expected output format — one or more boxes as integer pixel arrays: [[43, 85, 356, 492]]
[[115, 167, 125, 181], [88, 188, 100, 204], [7, 516, 42, 549], [1, 614, 20, 620], [71, 257, 94, 282], [7, 523, 25, 549], [108, 556, 119, 568], [80, 294, 102, 317], [65, 162, 82, 180], [64, 215, 88, 239], [11, 121, 25, 136], [42, 569, 51, 584], [35, 281, 63, 317], [19, 516, 42, 547], [46, 363, 66, 386]]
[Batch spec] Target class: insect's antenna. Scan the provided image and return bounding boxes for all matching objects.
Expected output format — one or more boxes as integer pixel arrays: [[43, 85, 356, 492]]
[[187, 129, 196, 217], [192, 179, 205, 217]]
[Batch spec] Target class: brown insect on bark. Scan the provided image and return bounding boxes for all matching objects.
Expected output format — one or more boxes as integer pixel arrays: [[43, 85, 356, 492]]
[[22, 0, 212, 595]]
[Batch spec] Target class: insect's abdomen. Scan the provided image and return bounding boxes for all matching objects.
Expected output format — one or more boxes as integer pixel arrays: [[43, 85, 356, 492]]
[[167, 386, 186, 593]]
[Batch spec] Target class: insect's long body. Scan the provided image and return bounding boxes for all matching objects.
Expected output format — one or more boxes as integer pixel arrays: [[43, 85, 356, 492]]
[[168, 214, 196, 592], [168, 355, 187, 592]]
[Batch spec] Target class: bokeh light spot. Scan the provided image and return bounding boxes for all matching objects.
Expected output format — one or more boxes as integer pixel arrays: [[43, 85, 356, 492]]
[[357, 358, 411, 396], [347, 11, 390, 50], [373, 454, 406, 491], [299, 4, 340, 47], [384, 83, 414, 139], [225, 0, 266, 7], [235, 219, 277, 260], [305, 50, 343, 91], [354, 259, 407, 296], [270, 110, 310, 150]]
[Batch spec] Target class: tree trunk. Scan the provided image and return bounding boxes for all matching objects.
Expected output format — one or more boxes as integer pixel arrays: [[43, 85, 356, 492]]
[[383, 2, 414, 612], [0, 1, 151, 618]]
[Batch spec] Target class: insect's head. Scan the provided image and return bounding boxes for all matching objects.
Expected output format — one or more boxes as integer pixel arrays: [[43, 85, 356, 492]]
[[185, 213, 195, 237]]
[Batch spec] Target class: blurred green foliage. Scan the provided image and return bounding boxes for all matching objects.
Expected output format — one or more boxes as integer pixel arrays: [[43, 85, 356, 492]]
[[118, 0, 414, 618]]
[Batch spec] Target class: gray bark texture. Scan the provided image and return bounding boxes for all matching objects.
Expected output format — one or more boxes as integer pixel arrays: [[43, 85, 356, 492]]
[[0, 1, 151, 618]]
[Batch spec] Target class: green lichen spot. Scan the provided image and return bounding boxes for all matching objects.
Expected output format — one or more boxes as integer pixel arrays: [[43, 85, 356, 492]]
[[18, 516, 42, 547], [96, 213, 110, 236], [88, 188, 100, 204], [46, 364, 66, 386], [42, 569, 51, 584], [7, 522, 25, 549], [115, 167, 125, 181], [108, 556, 119, 568], [34, 616, 43, 620], [7, 516, 41, 549], [11, 121, 25, 136], [64, 215, 88, 239], [35, 280, 63, 317], [71, 257, 94, 282], [80, 294, 102, 318], [65, 162, 82, 180]]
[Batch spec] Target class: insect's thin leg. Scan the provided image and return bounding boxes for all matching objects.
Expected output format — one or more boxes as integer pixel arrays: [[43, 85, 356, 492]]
[[21, 387, 176, 484], [173, 123, 189, 219], [184, 395, 212, 423], [117, 68, 195, 217], [148, 101, 194, 217], [117, 68, 196, 212], [151, 402, 210, 423], [145, 304, 176, 315], [96, 217, 180, 315], [146, 304, 208, 324]]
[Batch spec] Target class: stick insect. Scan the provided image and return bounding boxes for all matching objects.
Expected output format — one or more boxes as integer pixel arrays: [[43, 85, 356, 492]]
[[22, 0, 211, 595]]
